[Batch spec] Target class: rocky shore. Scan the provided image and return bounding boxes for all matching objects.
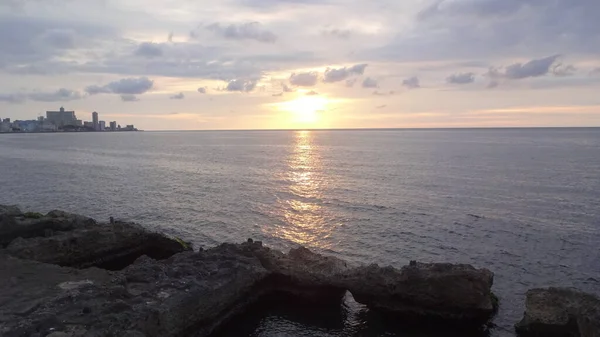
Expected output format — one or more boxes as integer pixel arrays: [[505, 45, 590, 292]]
[[0, 205, 598, 337]]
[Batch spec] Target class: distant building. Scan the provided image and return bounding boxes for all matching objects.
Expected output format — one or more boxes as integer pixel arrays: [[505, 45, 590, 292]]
[[92, 111, 99, 131], [46, 107, 78, 127], [99, 121, 106, 131], [109, 121, 117, 131], [2, 118, 10, 123], [83, 121, 93, 129]]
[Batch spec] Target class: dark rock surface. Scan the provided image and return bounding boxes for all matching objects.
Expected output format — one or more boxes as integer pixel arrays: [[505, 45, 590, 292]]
[[515, 287, 600, 337], [344, 262, 496, 325], [0, 205, 503, 336]]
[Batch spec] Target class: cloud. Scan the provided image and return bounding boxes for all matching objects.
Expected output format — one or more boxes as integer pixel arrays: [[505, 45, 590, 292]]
[[86, 77, 154, 95], [170, 92, 185, 100], [0, 88, 82, 104], [373, 90, 395, 96], [487, 81, 500, 89], [197, 87, 207, 94], [362, 77, 378, 88], [28, 88, 83, 102], [376, 105, 387, 109], [322, 28, 351, 39], [120, 94, 139, 102], [484, 55, 568, 86], [135, 42, 163, 58], [591, 68, 600, 75], [272, 92, 283, 97], [0, 93, 26, 104], [290, 72, 318, 86], [323, 63, 368, 83], [282, 83, 293, 92], [306, 90, 319, 95], [225, 79, 257, 92], [446, 72, 475, 84], [504, 55, 560, 79], [205, 22, 277, 43], [402, 76, 420, 89], [346, 78, 357, 87], [39, 29, 76, 49], [552, 63, 576, 77]]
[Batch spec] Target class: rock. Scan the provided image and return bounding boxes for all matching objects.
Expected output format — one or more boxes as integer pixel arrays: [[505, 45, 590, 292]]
[[5, 221, 190, 270], [515, 287, 600, 337], [0, 205, 22, 217], [0, 207, 500, 336], [0, 210, 96, 247], [343, 262, 496, 325]]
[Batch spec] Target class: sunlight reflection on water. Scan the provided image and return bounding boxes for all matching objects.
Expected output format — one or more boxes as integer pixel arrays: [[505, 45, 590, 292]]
[[270, 130, 335, 249]]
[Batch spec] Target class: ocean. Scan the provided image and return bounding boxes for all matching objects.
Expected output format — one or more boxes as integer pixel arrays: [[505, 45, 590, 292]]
[[1, 128, 599, 336]]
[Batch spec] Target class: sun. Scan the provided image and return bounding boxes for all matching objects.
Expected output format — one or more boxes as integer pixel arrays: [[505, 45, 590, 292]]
[[275, 95, 328, 124]]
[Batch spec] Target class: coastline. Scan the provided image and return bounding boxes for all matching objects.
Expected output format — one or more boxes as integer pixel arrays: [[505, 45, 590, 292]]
[[0, 205, 597, 337]]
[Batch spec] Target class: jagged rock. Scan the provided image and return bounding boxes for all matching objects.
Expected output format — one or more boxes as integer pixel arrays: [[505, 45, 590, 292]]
[[0, 208, 96, 247], [343, 262, 496, 325], [5, 221, 190, 270], [0, 207, 501, 337], [515, 287, 600, 337]]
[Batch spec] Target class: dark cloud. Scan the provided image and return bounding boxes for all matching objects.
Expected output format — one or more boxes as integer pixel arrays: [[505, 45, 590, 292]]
[[170, 92, 185, 100], [485, 55, 564, 84], [135, 42, 163, 58], [225, 79, 257, 92], [306, 90, 319, 95], [120, 94, 139, 102], [197, 87, 207, 93], [289, 72, 318, 86], [362, 77, 378, 88], [504, 55, 559, 79], [282, 83, 293, 92], [323, 63, 368, 83], [205, 22, 277, 43], [0, 14, 115, 67], [446, 72, 475, 84], [86, 77, 154, 95], [402, 77, 420, 89], [372, 0, 600, 63]]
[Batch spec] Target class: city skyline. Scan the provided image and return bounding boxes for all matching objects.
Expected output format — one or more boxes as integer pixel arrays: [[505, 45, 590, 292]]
[[0, 107, 136, 133], [0, 1, 599, 130]]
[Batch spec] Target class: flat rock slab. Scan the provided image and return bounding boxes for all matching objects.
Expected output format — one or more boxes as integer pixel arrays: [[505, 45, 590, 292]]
[[515, 287, 600, 337]]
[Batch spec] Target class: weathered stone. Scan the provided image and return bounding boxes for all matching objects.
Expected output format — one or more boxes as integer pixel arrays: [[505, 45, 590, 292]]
[[342, 262, 496, 325], [515, 287, 600, 337], [5, 221, 190, 270], [0, 207, 501, 337], [0, 209, 96, 247]]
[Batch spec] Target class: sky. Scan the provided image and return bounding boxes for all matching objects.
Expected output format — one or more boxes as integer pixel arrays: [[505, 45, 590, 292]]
[[1, 0, 599, 130]]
